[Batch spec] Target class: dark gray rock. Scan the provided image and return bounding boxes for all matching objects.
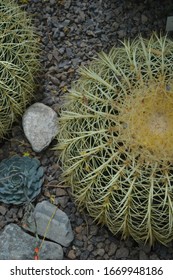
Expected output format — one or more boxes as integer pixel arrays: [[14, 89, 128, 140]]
[[80, 250, 90, 259], [23, 200, 74, 247], [87, 244, 94, 252], [150, 253, 160, 260], [0, 205, 7, 215], [96, 248, 105, 257], [139, 250, 149, 260], [50, 0, 56, 5], [139, 244, 151, 254], [108, 242, 118, 256], [141, 14, 148, 24], [74, 239, 84, 247], [89, 225, 98, 235], [64, 0, 72, 9], [0, 223, 63, 260], [0, 217, 6, 228], [115, 247, 129, 259], [117, 29, 126, 39]]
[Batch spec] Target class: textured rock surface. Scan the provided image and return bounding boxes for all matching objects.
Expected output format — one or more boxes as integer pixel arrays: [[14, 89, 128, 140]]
[[0, 223, 63, 260], [22, 103, 58, 152], [23, 200, 74, 247]]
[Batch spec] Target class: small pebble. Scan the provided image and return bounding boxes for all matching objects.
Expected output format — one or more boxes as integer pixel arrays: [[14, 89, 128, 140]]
[[139, 250, 149, 260], [149, 253, 160, 260], [75, 225, 84, 234], [108, 242, 118, 256], [0, 205, 7, 216], [96, 248, 105, 257], [89, 225, 98, 235], [115, 247, 129, 259], [55, 188, 67, 197], [87, 244, 94, 252], [67, 249, 76, 260]]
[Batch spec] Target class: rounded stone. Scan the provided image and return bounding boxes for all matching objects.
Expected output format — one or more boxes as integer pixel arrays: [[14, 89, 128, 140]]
[[96, 248, 105, 257], [22, 102, 58, 152], [108, 242, 118, 256], [115, 247, 129, 259], [67, 249, 76, 260]]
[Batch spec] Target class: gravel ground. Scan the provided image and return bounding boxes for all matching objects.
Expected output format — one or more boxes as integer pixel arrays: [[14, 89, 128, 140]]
[[1, 0, 173, 260]]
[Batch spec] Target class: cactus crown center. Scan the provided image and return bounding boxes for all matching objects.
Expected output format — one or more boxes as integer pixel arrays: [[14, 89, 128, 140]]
[[120, 79, 173, 161]]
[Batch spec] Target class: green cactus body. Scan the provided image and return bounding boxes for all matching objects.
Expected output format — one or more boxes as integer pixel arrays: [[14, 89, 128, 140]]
[[57, 34, 173, 245], [0, 0, 40, 138]]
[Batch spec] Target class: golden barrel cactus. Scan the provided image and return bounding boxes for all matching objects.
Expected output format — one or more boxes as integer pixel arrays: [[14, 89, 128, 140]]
[[0, 0, 40, 139], [57, 34, 173, 245]]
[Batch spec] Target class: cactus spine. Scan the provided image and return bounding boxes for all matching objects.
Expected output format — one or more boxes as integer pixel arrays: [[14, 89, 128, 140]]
[[57, 34, 173, 245]]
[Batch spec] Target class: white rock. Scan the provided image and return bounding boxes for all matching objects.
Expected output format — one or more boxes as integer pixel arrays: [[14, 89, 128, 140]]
[[22, 102, 58, 152]]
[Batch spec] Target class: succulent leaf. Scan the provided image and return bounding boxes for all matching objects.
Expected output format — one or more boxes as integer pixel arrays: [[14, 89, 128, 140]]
[[0, 155, 44, 205]]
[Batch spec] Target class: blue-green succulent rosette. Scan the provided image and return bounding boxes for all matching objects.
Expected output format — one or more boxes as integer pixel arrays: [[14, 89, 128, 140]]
[[0, 155, 44, 205]]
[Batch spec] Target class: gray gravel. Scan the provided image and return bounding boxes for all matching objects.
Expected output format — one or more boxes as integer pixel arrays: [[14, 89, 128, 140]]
[[1, 0, 173, 259]]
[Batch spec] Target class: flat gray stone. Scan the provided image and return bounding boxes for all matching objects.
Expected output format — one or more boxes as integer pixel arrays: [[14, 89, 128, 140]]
[[0, 223, 63, 260], [22, 102, 58, 152], [23, 200, 74, 247]]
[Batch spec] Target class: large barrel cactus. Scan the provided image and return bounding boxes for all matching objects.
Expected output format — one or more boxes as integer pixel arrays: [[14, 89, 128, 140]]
[[0, 0, 39, 139], [57, 33, 173, 245]]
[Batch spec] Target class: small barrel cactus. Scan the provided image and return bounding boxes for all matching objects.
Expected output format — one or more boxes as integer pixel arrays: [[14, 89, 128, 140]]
[[0, 155, 44, 204], [0, 0, 40, 139], [56, 33, 173, 245]]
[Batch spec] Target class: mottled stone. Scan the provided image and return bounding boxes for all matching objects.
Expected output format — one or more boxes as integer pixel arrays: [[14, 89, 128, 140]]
[[23, 200, 74, 247], [0, 224, 63, 260], [22, 103, 58, 152]]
